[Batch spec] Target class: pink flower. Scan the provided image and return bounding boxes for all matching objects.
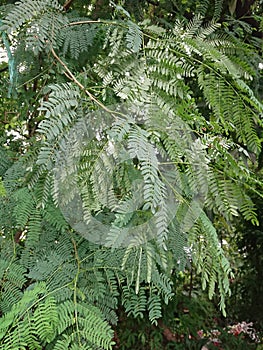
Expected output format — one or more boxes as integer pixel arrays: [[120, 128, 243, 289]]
[[197, 330, 204, 338], [227, 321, 259, 342], [211, 329, 221, 337]]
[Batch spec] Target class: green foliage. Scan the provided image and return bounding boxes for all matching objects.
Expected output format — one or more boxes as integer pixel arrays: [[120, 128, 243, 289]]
[[228, 192, 263, 330], [58, 21, 100, 59], [0, 0, 262, 349], [0, 282, 114, 350]]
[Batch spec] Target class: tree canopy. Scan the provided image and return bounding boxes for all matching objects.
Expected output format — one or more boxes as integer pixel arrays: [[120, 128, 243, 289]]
[[0, 0, 262, 349]]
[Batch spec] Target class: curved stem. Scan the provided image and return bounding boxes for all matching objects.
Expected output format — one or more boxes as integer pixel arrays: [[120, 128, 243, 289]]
[[50, 46, 125, 118]]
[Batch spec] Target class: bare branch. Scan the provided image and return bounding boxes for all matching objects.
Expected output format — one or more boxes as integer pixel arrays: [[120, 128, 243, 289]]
[[63, 0, 74, 11]]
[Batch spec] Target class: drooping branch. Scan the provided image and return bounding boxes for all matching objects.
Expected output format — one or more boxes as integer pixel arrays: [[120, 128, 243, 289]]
[[63, 0, 74, 11]]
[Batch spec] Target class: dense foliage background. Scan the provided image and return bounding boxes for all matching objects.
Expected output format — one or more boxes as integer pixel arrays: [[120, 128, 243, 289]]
[[0, 0, 262, 349]]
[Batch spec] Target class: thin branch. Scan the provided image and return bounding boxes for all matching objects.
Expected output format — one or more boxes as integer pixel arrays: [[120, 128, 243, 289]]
[[71, 236, 81, 346], [64, 19, 127, 29], [189, 267, 193, 299], [50, 46, 123, 117], [63, 0, 74, 11], [67, 20, 103, 26]]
